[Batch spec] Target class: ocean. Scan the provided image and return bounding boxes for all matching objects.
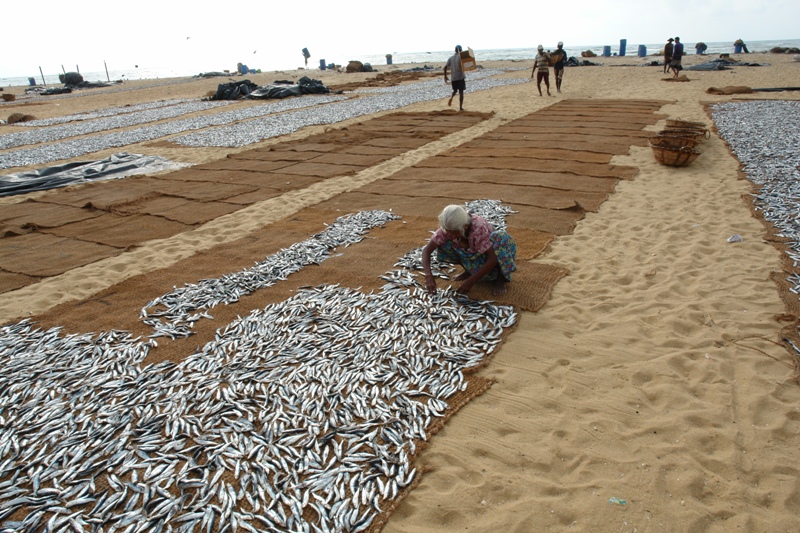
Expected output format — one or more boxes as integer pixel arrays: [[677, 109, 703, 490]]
[[1, 39, 798, 89]]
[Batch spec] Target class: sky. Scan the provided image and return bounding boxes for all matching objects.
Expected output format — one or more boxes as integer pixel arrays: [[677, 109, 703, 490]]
[[3, 0, 798, 78]]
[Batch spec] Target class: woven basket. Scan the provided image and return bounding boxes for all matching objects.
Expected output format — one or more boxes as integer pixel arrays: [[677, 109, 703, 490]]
[[666, 118, 706, 129], [650, 142, 701, 167], [662, 127, 710, 140], [652, 133, 700, 149], [1, 94, 15, 102]]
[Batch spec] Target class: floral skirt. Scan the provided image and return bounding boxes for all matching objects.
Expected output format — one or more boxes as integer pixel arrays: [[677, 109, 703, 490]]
[[436, 231, 517, 281]]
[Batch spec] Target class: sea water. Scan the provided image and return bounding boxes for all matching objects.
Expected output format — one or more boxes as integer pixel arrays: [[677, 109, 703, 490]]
[[1, 39, 797, 89]]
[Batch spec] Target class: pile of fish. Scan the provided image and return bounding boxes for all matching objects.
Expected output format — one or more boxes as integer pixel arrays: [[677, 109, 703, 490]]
[[5, 99, 199, 128], [712, 100, 800, 324], [0, 100, 233, 150], [1, 70, 525, 169], [142, 210, 402, 339], [0, 202, 519, 532], [0, 96, 346, 170]]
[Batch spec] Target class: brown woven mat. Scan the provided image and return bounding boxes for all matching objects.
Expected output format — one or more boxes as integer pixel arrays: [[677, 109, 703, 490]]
[[41, 212, 193, 248], [0, 200, 102, 236], [1, 111, 488, 295], [386, 166, 618, 193], [0, 232, 119, 277]]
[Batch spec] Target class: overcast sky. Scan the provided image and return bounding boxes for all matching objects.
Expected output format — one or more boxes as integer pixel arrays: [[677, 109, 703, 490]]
[[3, 0, 798, 77]]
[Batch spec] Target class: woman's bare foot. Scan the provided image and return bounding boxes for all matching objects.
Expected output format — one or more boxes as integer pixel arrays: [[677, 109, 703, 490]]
[[454, 271, 470, 281], [493, 278, 508, 296]]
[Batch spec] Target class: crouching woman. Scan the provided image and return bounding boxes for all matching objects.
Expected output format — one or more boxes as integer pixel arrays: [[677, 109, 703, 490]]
[[422, 204, 517, 296]]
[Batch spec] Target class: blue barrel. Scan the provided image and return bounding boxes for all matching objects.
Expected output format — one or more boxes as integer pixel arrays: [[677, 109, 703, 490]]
[[602, 45, 611, 57], [319, 59, 326, 70], [386, 54, 393, 65], [28, 77, 36, 86], [619, 39, 627, 56], [637, 44, 647, 57], [734, 44, 743, 53]]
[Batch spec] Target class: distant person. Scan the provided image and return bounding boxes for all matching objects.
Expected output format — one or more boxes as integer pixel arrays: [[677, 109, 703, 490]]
[[663, 37, 674, 74], [734, 39, 750, 53], [671, 37, 684, 77], [553, 41, 567, 93], [421, 204, 517, 296], [531, 45, 552, 96], [695, 42, 708, 54], [444, 45, 466, 110]]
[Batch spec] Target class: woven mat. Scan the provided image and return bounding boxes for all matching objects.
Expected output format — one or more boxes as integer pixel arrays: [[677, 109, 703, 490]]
[[0, 111, 487, 294], [0, 232, 118, 277]]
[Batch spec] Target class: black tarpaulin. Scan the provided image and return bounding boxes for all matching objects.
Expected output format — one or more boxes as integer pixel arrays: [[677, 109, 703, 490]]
[[0, 153, 186, 197]]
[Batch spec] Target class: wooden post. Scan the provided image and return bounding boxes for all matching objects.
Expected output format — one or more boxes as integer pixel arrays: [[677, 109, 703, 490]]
[[104, 60, 110, 81], [76, 65, 80, 74], [39, 66, 46, 86], [61, 65, 66, 74]]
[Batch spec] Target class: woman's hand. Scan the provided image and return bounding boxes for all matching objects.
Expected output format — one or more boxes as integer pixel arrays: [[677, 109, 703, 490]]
[[425, 273, 437, 294]]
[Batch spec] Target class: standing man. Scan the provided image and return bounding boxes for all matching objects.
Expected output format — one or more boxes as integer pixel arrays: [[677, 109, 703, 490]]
[[444, 45, 466, 111], [671, 37, 684, 78], [531, 45, 551, 96], [663, 37, 674, 74], [553, 41, 567, 93]]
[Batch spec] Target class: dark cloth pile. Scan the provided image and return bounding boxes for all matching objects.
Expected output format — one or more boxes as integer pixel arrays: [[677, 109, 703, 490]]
[[195, 72, 230, 78], [566, 57, 599, 67], [247, 77, 332, 99], [686, 58, 768, 71], [209, 80, 259, 100], [59, 72, 84, 85]]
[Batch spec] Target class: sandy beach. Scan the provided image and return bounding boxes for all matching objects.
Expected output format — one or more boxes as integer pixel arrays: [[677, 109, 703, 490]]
[[2, 50, 800, 532]]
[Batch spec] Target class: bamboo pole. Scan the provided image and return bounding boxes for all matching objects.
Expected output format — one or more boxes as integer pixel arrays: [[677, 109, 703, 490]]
[[39, 66, 46, 86], [104, 61, 110, 82]]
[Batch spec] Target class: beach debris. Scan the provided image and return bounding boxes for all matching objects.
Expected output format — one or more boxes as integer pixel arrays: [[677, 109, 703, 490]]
[[0, 152, 188, 197], [686, 58, 768, 71], [6, 112, 36, 124], [727, 234, 743, 243], [247, 76, 332, 99], [59, 71, 84, 85], [609, 497, 627, 505], [209, 79, 258, 100], [1, 93, 15, 102], [769, 47, 800, 54], [706, 86, 754, 95], [346, 61, 376, 73]]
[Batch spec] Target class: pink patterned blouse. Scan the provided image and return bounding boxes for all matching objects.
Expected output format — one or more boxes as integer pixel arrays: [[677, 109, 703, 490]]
[[431, 214, 494, 254]]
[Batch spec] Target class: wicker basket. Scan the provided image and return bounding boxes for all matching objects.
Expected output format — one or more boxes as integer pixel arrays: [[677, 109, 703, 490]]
[[662, 126, 710, 140], [652, 133, 700, 149], [650, 142, 701, 167], [1, 94, 15, 102]]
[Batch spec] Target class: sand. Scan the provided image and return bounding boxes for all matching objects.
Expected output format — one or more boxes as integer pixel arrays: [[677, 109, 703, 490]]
[[2, 51, 800, 531]]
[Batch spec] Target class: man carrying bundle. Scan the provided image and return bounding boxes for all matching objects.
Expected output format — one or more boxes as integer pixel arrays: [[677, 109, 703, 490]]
[[444, 45, 467, 111]]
